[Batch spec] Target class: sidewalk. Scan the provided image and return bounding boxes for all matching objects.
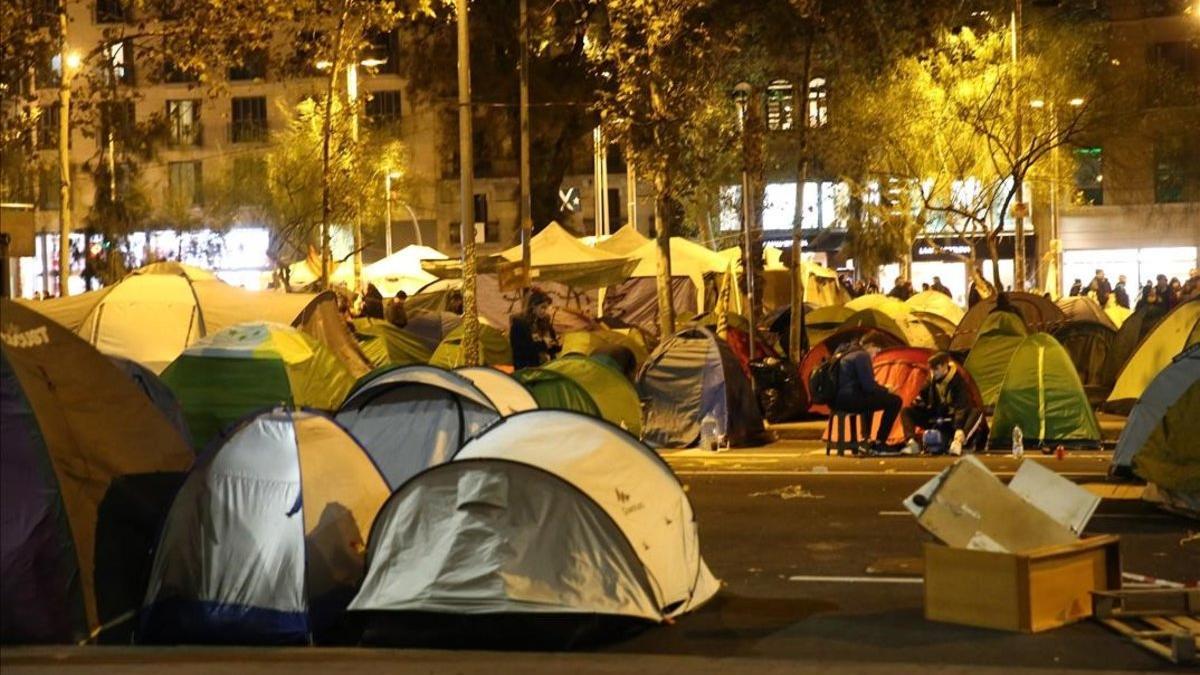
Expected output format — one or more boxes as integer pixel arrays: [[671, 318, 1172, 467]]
[[768, 413, 1127, 444]]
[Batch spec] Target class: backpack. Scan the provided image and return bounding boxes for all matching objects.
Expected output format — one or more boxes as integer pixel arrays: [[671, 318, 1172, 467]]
[[808, 353, 843, 406]]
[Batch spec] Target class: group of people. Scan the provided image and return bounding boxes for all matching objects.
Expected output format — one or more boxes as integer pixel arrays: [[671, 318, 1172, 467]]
[[1068, 268, 1200, 311], [837, 274, 953, 301], [830, 332, 983, 456]]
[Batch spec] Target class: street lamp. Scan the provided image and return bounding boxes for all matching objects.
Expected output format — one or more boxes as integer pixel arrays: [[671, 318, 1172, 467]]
[[383, 170, 422, 255], [731, 81, 756, 364], [1030, 95, 1085, 297], [57, 48, 82, 296]]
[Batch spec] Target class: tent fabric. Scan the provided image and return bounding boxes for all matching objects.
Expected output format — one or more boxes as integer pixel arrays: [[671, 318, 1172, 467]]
[[593, 224, 651, 256], [619, 237, 729, 311], [27, 264, 368, 377], [362, 245, 448, 297], [454, 366, 539, 416], [1112, 347, 1200, 496], [639, 326, 765, 448], [1101, 302, 1170, 390], [108, 356, 190, 440], [561, 326, 650, 370], [429, 323, 513, 369], [451, 410, 719, 616], [989, 333, 1102, 449], [403, 310, 461, 351], [842, 306, 938, 349], [1055, 296, 1117, 331], [1105, 304, 1131, 329], [161, 323, 356, 449], [1106, 298, 1200, 409], [1, 300, 192, 644], [950, 293, 1066, 352], [798, 327, 906, 415], [352, 318, 432, 368], [336, 365, 501, 488], [964, 312, 1030, 406], [141, 409, 389, 644], [906, 291, 966, 325], [602, 277, 697, 342], [540, 355, 643, 435], [514, 367, 603, 419], [407, 277, 600, 340], [1050, 322, 1117, 403]]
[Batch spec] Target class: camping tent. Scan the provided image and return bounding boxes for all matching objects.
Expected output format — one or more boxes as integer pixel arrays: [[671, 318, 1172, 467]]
[[906, 290, 966, 325], [423, 222, 637, 288], [798, 327, 906, 415], [1105, 303, 1131, 329], [161, 322, 356, 449], [842, 304, 940, 349], [1050, 321, 1117, 404], [514, 366, 603, 418], [989, 333, 1102, 449], [109, 355, 190, 440], [561, 325, 650, 370], [1056, 296, 1117, 330], [593, 223, 651, 255], [335, 365, 501, 488], [950, 293, 1065, 352], [964, 311, 1030, 406], [429, 322, 513, 368], [140, 409, 389, 644], [26, 262, 370, 376], [352, 318, 432, 367], [540, 355, 642, 435], [455, 366, 539, 415], [1101, 301, 1171, 389], [768, 304, 854, 352], [721, 246, 849, 309], [349, 410, 719, 648], [620, 235, 729, 311], [1106, 298, 1200, 411], [638, 326, 766, 447], [403, 309, 461, 351], [1111, 346, 1199, 515], [1, 300, 192, 644], [362, 245, 448, 296]]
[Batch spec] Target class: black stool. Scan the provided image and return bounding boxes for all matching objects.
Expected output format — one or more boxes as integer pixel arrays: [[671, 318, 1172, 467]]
[[826, 410, 868, 456]]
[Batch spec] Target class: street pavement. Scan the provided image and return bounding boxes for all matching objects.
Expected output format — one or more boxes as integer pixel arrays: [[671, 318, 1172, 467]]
[[3, 441, 1197, 673]]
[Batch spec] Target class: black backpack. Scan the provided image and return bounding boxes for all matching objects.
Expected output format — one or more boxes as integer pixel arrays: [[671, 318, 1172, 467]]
[[808, 352, 843, 406]]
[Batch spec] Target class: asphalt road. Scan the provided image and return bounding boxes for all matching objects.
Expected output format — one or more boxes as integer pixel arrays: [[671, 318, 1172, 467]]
[[3, 443, 1196, 673]]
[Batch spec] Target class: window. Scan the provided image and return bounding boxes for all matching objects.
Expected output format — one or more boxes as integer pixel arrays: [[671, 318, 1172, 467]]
[[167, 99, 201, 146], [1073, 147, 1103, 206], [230, 97, 267, 143], [1146, 42, 1200, 107], [168, 160, 202, 206], [807, 77, 828, 128], [765, 80, 794, 132], [36, 103, 60, 150], [1155, 137, 1189, 204], [103, 40, 134, 85], [607, 187, 622, 230], [365, 90, 401, 130], [229, 50, 267, 81], [449, 194, 498, 244], [364, 31, 399, 74], [95, 0, 127, 23]]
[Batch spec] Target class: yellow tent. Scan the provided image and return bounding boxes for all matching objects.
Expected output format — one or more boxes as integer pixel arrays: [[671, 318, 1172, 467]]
[[1107, 298, 1200, 407], [593, 224, 651, 256], [906, 290, 965, 326], [362, 244, 448, 296], [718, 245, 848, 309]]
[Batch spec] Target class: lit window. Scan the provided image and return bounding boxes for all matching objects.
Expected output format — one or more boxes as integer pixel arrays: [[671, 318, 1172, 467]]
[[105, 41, 133, 84], [765, 80, 794, 131], [807, 77, 828, 128], [167, 99, 201, 146], [1073, 147, 1103, 206]]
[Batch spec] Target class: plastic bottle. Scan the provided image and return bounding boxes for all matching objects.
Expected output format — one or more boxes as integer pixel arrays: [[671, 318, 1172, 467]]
[[1011, 426, 1024, 458], [949, 429, 965, 456], [700, 413, 718, 451]]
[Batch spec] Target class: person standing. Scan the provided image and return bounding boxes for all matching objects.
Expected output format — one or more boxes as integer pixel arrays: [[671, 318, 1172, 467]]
[[1114, 275, 1130, 309], [510, 289, 561, 369], [930, 276, 952, 297], [1069, 279, 1083, 297], [832, 332, 902, 455], [386, 290, 408, 329], [359, 284, 385, 319], [1087, 269, 1112, 307], [888, 277, 913, 300]]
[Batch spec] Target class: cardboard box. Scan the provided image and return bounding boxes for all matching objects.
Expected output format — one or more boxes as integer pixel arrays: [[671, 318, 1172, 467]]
[[924, 535, 1121, 633]]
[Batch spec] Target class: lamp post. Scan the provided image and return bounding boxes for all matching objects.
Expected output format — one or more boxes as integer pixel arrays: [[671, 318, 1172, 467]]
[[384, 170, 422, 255], [1030, 96, 1083, 297], [732, 81, 755, 364], [57, 44, 81, 297]]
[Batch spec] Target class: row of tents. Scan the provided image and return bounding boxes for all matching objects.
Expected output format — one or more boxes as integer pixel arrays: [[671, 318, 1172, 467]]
[[2, 298, 721, 646]]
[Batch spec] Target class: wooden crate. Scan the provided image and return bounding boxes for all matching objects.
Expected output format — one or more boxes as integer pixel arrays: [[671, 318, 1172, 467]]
[[924, 535, 1121, 633]]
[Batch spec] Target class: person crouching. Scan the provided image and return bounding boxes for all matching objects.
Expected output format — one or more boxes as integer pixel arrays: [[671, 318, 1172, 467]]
[[901, 352, 985, 455]]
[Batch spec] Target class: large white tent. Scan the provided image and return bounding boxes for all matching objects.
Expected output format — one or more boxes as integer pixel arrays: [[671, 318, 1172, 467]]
[[349, 410, 718, 645], [455, 366, 539, 416]]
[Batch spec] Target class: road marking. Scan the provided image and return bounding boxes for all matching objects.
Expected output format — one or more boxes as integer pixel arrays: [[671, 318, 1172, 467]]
[[878, 511, 911, 516], [876, 510, 1172, 520], [788, 575, 923, 584], [674, 470, 1109, 478]]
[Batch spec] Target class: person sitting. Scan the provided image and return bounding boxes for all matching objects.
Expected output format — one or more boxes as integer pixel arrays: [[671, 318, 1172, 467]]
[[510, 288, 561, 369], [360, 284, 385, 319], [1069, 279, 1083, 297], [901, 352, 986, 455], [832, 332, 902, 455], [386, 290, 408, 329]]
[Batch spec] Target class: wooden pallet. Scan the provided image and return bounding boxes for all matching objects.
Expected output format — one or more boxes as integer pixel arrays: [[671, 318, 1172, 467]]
[[1092, 589, 1200, 665]]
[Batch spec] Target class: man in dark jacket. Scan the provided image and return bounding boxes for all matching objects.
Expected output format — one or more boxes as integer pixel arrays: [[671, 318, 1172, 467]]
[[901, 352, 985, 454], [1114, 275, 1129, 309], [930, 276, 952, 297], [1087, 269, 1112, 307], [832, 332, 901, 454]]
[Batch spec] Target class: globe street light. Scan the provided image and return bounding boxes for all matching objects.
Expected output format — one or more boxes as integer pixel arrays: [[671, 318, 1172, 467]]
[[384, 170, 422, 254]]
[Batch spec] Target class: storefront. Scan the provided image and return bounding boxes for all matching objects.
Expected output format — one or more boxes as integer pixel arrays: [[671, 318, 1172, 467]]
[[878, 235, 1037, 306], [1062, 247, 1197, 298]]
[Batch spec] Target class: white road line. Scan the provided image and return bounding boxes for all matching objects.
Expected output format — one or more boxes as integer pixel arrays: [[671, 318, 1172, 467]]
[[674, 470, 1109, 477], [875, 510, 1172, 520], [878, 511, 911, 516], [788, 575, 923, 584]]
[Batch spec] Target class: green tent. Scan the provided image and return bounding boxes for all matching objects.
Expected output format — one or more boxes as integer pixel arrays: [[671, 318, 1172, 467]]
[[964, 312, 1029, 406], [540, 355, 643, 435], [352, 318, 432, 368], [989, 333, 1101, 449], [429, 323, 513, 369], [162, 322, 356, 448], [561, 326, 649, 370], [514, 367, 602, 419]]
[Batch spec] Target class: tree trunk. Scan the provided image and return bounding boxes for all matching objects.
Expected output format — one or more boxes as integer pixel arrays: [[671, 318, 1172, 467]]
[[57, 9, 73, 297], [653, 173, 675, 340], [789, 34, 815, 364], [744, 88, 765, 329], [319, 10, 349, 290]]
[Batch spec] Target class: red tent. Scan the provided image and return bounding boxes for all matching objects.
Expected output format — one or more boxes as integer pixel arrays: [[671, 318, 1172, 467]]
[[799, 327, 905, 415]]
